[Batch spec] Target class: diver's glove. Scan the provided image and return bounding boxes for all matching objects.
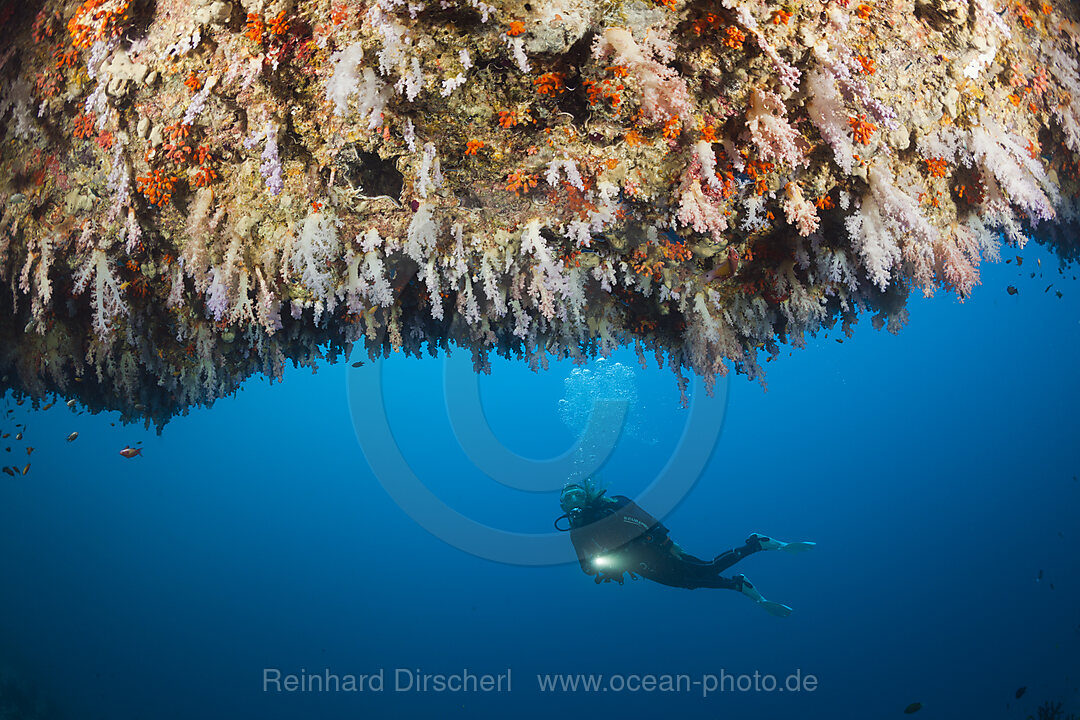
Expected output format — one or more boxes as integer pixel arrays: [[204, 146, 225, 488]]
[[735, 574, 793, 618], [748, 534, 817, 554], [594, 570, 626, 585]]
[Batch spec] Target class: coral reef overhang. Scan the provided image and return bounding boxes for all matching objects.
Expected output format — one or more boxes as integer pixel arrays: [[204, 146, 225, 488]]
[[1, 0, 1078, 427]]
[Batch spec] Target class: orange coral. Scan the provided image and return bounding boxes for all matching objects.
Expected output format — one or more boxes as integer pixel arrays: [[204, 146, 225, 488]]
[[625, 129, 645, 146], [849, 115, 876, 144], [582, 80, 602, 106], [855, 3, 872, 19], [164, 139, 193, 164], [772, 9, 792, 24], [691, 12, 722, 35], [583, 77, 624, 108], [465, 139, 484, 155], [193, 146, 212, 166], [856, 55, 875, 75], [722, 26, 746, 49], [330, 3, 350, 24], [507, 20, 525, 36], [267, 11, 289, 37], [34, 72, 61, 99], [498, 110, 518, 128], [534, 72, 564, 95], [136, 169, 178, 207], [1016, 4, 1034, 28], [662, 117, 681, 140], [245, 13, 265, 43], [505, 170, 538, 196], [164, 123, 191, 142], [744, 158, 775, 195], [660, 239, 693, 262], [192, 166, 218, 188], [631, 246, 665, 281], [924, 158, 949, 177], [32, 10, 60, 43], [68, 0, 132, 49], [184, 72, 203, 93], [53, 47, 80, 69], [716, 170, 736, 199], [73, 112, 96, 139]]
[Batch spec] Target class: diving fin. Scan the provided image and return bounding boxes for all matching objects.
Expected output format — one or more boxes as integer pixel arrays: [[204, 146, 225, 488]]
[[748, 534, 816, 553], [779, 541, 816, 554], [759, 600, 794, 618], [735, 574, 793, 618]]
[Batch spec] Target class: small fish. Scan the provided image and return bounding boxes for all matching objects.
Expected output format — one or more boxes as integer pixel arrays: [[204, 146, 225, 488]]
[[1016, 256, 1024, 266], [904, 702, 923, 714], [1057, 291, 1064, 299], [119, 446, 142, 459], [1050, 583, 1055, 590], [1046, 284, 1053, 293], [2, 467, 13, 476], [67, 432, 79, 442], [1007, 286, 1018, 295], [1016, 687, 1027, 699], [1, 433, 7, 439], [42, 401, 54, 411], [836, 338, 844, 344], [14, 433, 22, 441], [21, 463, 29, 475], [66, 399, 77, 408], [26, 447, 33, 456], [351, 361, 365, 368], [1037, 569, 1043, 582]]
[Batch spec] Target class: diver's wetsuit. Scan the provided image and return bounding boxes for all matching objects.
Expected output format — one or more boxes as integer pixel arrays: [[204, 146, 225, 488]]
[[568, 495, 764, 590]]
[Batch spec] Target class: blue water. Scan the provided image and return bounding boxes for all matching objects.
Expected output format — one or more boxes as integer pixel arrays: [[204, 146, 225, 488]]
[[1, 243, 1078, 720]]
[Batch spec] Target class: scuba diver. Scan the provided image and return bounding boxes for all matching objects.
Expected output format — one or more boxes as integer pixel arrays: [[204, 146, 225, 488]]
[[555, 480, 815, 617]]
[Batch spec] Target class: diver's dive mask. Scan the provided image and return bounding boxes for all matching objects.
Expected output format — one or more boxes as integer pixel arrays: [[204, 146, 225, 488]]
[[559, 483, 589, 517]]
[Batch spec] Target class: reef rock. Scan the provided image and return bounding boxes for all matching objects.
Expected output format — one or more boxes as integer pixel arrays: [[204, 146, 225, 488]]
[[0, 0, 1078, 425]]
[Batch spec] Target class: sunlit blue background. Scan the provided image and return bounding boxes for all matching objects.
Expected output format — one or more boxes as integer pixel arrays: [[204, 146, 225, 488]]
[[1, 242, 1077, 720]]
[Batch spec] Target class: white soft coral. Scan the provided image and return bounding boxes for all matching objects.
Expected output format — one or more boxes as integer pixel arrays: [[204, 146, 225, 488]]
[[73, 248, 126, 337], [292, 212, 341, 309], [592, 27, 691, 123]]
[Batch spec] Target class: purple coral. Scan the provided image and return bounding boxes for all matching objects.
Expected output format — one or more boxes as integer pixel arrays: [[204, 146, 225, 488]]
[[245, 122, 284, 197]]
